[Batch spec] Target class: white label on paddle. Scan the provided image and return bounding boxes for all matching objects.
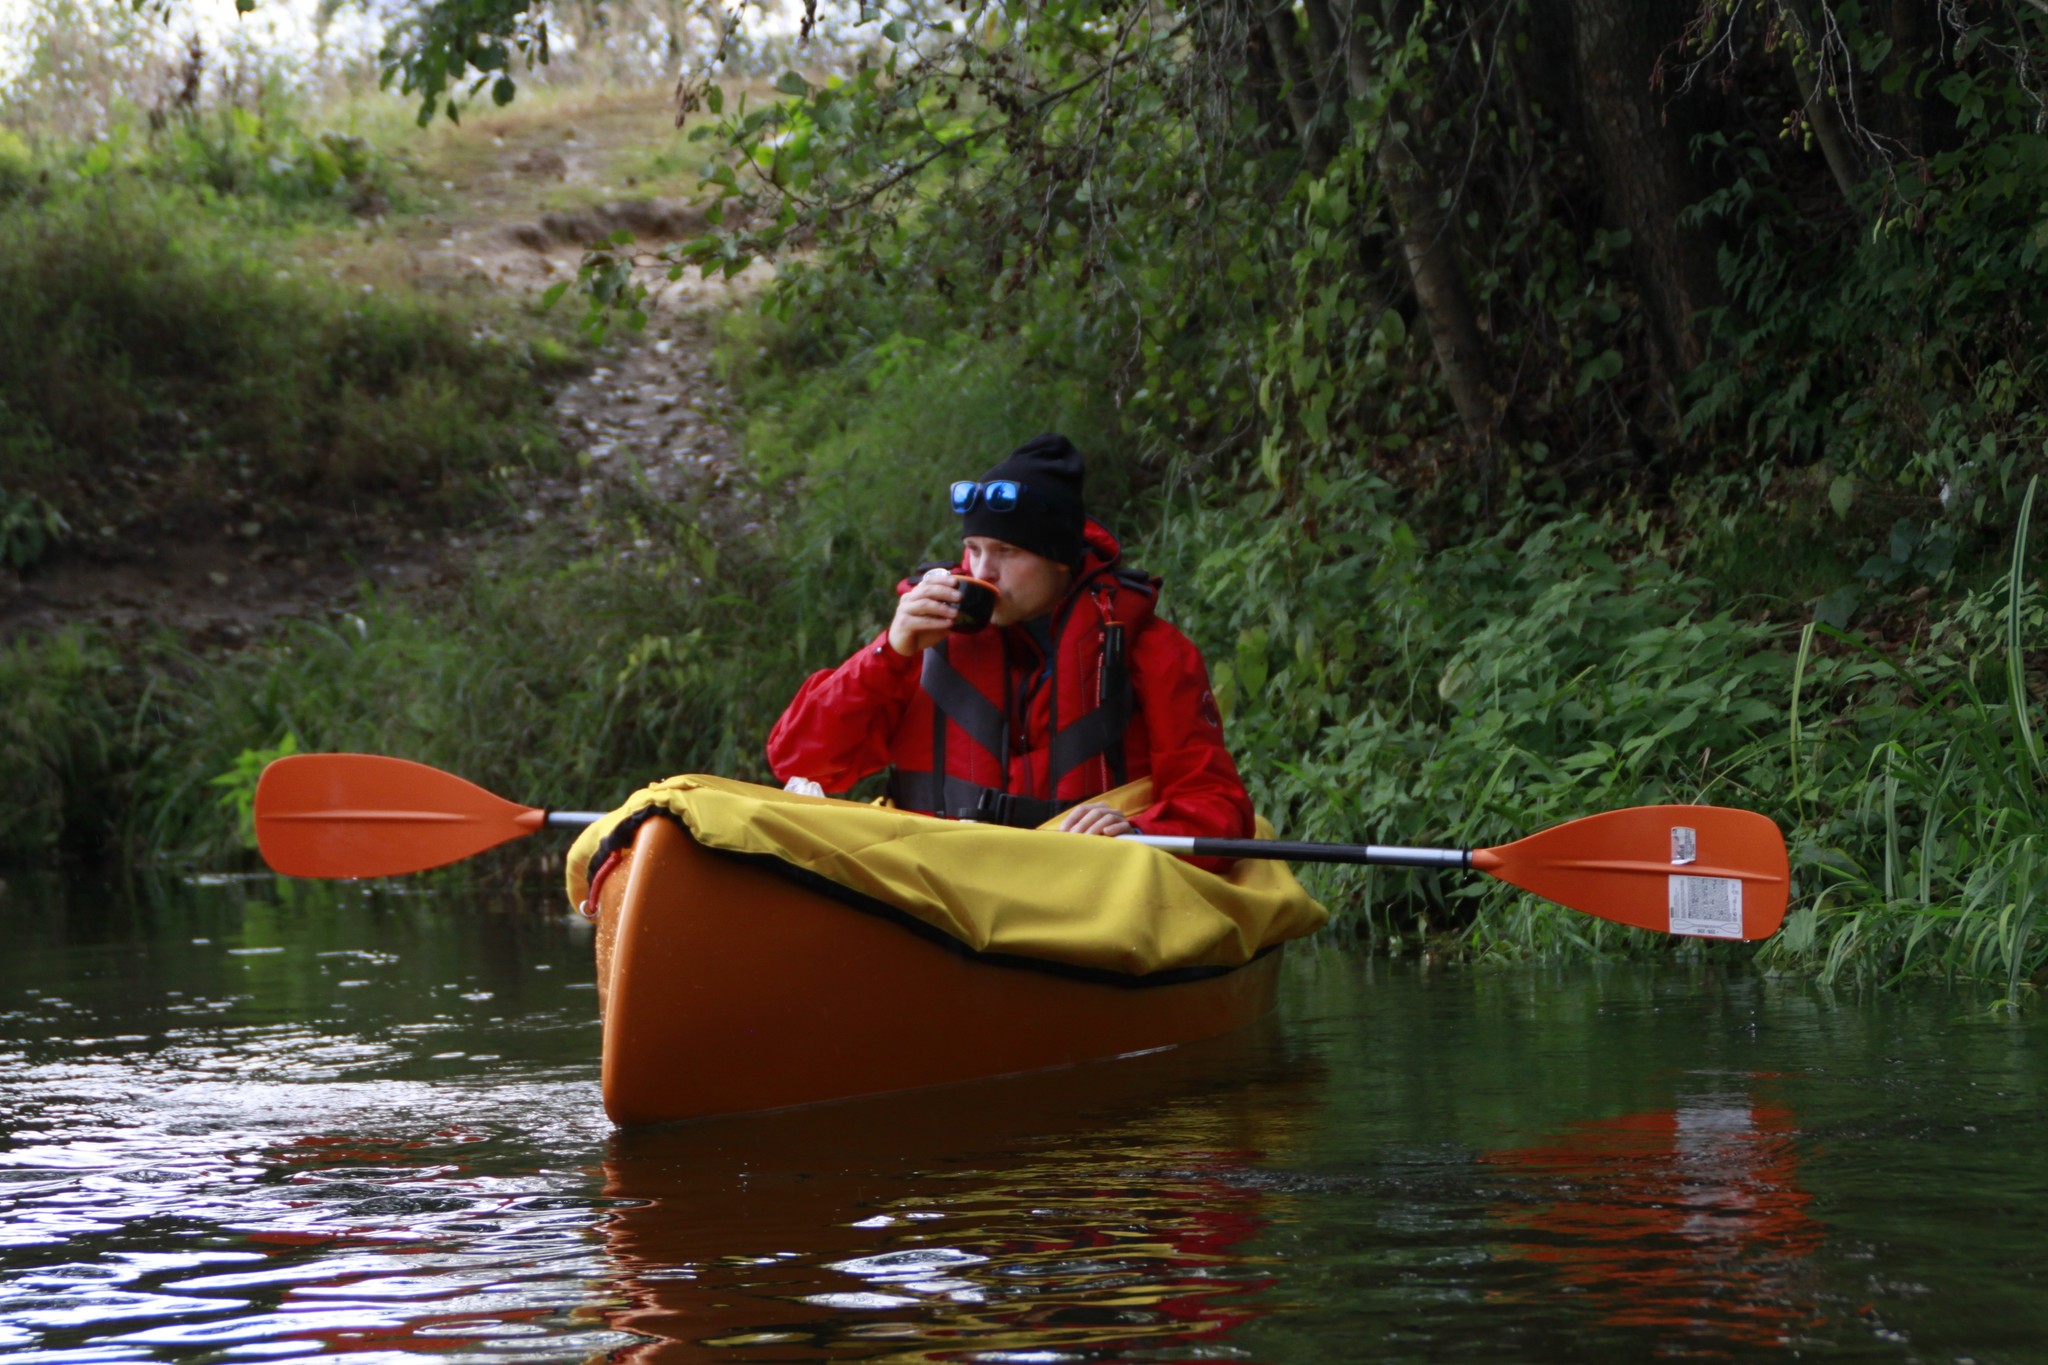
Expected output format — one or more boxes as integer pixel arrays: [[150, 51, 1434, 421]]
[[1671, 826, 1697, 865], [1669, 875, 1744, 938]]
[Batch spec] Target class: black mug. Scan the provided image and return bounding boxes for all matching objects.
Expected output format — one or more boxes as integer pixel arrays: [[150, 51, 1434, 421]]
[[952, 576, 998, 634]]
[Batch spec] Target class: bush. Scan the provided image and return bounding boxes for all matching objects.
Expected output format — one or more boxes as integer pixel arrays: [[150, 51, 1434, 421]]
[[139, 106, 397, 216]]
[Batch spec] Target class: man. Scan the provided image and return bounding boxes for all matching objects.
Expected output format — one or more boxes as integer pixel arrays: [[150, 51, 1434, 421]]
[[767, 434, 1253, 850]]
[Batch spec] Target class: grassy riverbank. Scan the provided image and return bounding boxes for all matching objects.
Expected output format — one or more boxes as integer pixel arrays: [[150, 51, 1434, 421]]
[[12, 313, 2040, 992], [1, 82, 734, 853], [4, 59, 2045, 997]]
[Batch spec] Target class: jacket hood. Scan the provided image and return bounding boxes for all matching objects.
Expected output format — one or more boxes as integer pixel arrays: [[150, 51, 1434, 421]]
[[1066, 518, 1158, 628], [1076, 516, 1122, 572]]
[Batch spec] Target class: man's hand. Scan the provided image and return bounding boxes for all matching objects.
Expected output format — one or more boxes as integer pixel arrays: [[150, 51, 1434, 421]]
[[888, 568, 961, 656], [1059, 802, 1134, 838]]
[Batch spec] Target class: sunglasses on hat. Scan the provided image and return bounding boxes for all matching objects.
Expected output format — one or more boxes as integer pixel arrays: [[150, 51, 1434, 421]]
[[950, 479, 1025, 514]]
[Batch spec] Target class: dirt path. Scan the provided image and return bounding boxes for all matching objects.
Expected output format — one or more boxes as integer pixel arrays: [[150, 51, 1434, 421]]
[[0, 87, 762, 649], [397, 89, 771, 552]]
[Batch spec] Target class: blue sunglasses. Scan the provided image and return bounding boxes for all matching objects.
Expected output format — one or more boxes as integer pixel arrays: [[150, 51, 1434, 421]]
[[950, 479, 1025, 514]]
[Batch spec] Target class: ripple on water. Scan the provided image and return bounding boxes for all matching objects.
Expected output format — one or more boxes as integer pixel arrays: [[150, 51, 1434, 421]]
[[0, 1089, 634, 1360], [2, 875, 627, 1362]]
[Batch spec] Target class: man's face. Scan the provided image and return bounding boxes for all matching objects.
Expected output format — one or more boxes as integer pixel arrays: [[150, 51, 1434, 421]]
[[962, 537, 1072, 626]]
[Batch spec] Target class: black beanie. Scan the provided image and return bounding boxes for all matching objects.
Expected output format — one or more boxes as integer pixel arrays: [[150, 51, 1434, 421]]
[[960, 433, 1087, 566]]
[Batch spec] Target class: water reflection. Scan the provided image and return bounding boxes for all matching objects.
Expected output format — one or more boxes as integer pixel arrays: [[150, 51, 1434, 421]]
[[597, 1028, 1321, 1362], [1483, 1096, 1824, 1353], [0, 1101, 631, 1359], [1, 870, 629, 1360]]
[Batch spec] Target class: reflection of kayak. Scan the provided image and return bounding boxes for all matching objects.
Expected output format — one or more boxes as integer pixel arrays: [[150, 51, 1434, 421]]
[[589, 810, 1302, 1125], [596, 1027, 1318, 1361]]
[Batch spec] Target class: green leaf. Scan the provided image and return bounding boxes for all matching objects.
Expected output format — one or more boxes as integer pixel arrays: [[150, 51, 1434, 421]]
[[211, 733, 299, 847], [1236, 628, 1270, 698], [1574, 349, 1624, 395], [1815, 585, 1861, 630], [775, 70, 810, 98], [1828, 475, 1856, 518], [492, 75, 516, 106], [1301, 390, 1330, 444], [707, 84, 723, 115], [883, 18, 906, 42], [539, 280, 571, 309], [1258, 434, 1284, 488]]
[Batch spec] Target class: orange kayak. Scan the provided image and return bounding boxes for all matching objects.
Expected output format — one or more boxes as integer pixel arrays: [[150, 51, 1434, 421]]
[[590, 813, 1285, 1126]]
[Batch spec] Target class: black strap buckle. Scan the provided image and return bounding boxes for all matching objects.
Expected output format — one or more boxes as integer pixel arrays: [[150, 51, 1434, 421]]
[[966, 788, 1067, 828]]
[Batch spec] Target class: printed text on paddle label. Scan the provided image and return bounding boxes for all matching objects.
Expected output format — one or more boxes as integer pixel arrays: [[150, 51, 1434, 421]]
[[1669, 874, 1744, 938]]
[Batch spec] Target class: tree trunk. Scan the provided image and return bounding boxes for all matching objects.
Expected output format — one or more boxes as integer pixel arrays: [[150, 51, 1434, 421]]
[[1781, 0, 1865, 202], [1884, 0, 1928, 156], [1879, 0, 1959, 160], [1220, 0, 1291, 155], [1299, 0, 1346, 115], [1540, 0, 1726, 374], [1342, 0, 1502, 446], [1263, 2, 1334, 174]]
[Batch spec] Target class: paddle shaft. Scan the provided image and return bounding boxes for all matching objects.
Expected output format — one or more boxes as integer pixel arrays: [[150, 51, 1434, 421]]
[[1120, 834, 1471, 868], [539, 809, 1466, 867]]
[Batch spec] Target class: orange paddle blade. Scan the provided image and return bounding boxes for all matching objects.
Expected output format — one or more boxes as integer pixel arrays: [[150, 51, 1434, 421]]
[[255, 753, 545, 878], [1472, 805, 1789, 941]]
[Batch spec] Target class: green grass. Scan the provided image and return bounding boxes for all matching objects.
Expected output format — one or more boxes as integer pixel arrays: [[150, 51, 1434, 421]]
[[0, 628, 130, 859], [0, 178, 568, 559], [133, 516, 787, 867], [1108, 446, 2047, 991], [1754, 479, 2048, 999]]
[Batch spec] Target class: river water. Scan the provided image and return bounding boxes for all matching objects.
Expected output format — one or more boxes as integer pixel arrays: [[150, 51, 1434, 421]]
[[3, 872, 2045, 1363]]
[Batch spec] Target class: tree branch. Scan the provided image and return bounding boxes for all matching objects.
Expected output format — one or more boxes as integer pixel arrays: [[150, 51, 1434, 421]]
[[812, 18, 1193, 220]]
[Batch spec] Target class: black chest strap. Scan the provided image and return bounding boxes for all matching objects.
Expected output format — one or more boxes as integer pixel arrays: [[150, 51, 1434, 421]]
[[1049, 620, 1130, 789], [921, 644, 1008, 759], [882, 770, 1069, 828], [896, 616, 1133, 826]]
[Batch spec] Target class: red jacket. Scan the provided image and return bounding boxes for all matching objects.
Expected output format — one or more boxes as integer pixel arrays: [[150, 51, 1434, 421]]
[[767, 520, 1253, 845]]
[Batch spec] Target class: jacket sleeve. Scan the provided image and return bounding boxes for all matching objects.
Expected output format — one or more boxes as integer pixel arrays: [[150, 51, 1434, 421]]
[[766, 631, 923, 793], [1124, 621, 1256, 846]]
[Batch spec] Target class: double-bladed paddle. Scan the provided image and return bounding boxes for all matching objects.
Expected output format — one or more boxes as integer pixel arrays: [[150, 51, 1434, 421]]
[[253, 753, 1790, 941]]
